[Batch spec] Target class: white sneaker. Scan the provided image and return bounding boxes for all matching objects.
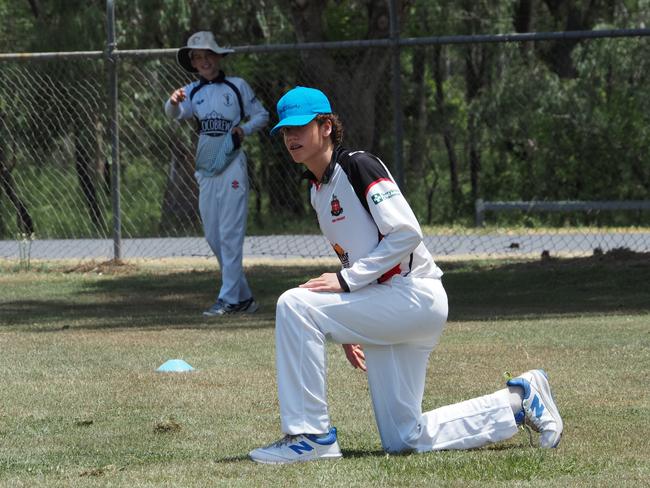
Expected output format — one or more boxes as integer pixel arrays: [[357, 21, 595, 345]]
[[249, 427, 342, 464], [507, 369, 563, 448]]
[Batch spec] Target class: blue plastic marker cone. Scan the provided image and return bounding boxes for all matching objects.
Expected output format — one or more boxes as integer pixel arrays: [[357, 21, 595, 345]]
[[156, 359, 195, 372]]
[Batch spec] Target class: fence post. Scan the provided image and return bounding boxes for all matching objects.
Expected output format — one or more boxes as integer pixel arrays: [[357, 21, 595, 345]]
[[388, 0, 404, 191], [106, 0, 122, 260]]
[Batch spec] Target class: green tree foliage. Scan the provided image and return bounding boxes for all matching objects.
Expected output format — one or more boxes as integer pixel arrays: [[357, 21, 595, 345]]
[[0, 0, 648, 237]]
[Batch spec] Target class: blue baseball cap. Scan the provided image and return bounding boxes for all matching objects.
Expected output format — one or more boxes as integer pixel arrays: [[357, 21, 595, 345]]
[[270, 86, 332, 135]]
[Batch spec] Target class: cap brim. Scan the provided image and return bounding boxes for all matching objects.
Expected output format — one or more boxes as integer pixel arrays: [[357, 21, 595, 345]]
[[176, 46, 235, 73], [270, 114, 318, 135], [177, 48, 196, 73]]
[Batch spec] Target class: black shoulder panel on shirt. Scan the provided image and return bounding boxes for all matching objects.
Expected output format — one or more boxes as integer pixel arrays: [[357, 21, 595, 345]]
[[337, 150, 392, 215]]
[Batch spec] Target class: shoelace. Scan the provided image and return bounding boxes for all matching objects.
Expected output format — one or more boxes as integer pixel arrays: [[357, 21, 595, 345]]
[[267, 434, 300, 449], [504, 371, 534, 447]]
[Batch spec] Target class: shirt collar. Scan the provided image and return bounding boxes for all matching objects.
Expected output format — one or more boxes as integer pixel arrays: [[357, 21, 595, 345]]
[[301, 145, 345, 185], [198, 70, 226, 85]]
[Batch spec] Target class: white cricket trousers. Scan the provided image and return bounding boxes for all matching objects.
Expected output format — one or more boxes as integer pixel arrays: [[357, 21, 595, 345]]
[[275, 275, 518, 453], [196, 153, 252, 305]]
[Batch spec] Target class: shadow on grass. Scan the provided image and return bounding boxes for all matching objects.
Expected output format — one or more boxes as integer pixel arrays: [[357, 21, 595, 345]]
[[1, 253, 648, 331], [445, 251, 649, 321], [213, 449, 388, 464], [214, 444, 524, 464]]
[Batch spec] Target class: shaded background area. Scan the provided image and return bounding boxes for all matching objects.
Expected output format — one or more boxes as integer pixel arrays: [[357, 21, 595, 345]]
[[1, 252, 648, 331]]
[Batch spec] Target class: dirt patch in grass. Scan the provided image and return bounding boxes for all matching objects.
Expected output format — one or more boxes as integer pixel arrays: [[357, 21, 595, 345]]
[[153, 418, 182, 433], [63, 259, 139, 275]]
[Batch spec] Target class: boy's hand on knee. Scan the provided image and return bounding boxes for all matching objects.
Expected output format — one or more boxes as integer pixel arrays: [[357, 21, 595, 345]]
[[299, 273, 342, 292], [343, 344, 366, 371]]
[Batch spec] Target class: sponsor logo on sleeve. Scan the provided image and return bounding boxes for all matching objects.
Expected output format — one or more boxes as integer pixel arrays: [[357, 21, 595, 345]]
[[370, 189, 400, 205]]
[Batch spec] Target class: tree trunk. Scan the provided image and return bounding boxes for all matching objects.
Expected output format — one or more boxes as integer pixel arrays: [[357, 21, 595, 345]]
[[540, 0, 613, 78], [74, 131, 104, 231], [513, 0, 534, 59], [425, 158, 440, 225], [250, 67, 307, 218], [432, 45, 461, 216], [0, 141, 34, 237], [287, 0, 405, 152], [461, 0, 494, 210], [468, 121, 481, 204], [160, 131, 200, 234], [464, 43, 489, 205], [259, 134, 307, 219], [408, 47, 427, 180]]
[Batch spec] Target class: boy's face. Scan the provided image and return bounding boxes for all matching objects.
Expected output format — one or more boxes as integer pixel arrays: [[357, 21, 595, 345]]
[[190, 49, 222, 80], [281, 119, 332, 164]]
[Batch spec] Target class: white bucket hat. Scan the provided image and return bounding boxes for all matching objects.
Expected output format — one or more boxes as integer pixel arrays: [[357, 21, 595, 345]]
[[177, 31, 235, 73]]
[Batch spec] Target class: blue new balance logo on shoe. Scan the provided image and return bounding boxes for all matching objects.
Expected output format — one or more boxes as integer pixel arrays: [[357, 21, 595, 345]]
[[289, 441, 314, 455], [288, 429, 339, 455], [530, 394, 545, 418]]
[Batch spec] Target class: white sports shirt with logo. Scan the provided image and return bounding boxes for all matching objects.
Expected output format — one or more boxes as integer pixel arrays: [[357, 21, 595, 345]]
[[305, 146, 443, 291], [164, 74, 268, 176]]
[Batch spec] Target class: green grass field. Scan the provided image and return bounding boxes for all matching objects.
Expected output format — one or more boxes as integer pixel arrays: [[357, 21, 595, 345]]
[[1, 254, 648, 487]]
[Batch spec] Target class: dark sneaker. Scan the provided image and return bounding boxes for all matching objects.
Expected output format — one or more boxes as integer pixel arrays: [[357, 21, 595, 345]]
[[202, 299, 236, 316], [238, 297, 259, 313], [203, 298, 259, 317]]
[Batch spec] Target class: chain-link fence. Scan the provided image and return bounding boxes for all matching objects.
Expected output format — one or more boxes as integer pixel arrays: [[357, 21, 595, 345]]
[[1, 13, 649, 261]]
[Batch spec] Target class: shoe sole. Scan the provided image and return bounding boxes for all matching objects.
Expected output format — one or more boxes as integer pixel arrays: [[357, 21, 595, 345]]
[[249, 452, 342, 465], [202, 304, 258, 317], [202, 311, 226, 317], [530, 369, 563, 448]]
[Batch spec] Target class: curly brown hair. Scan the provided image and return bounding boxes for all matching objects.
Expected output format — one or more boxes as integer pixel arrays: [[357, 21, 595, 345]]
[[316, 114, 344, 146]]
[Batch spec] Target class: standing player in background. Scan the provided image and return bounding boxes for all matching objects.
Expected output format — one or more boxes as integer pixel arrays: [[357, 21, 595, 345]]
[[165, 31, 269, 316], [248, 86, 563, 464]]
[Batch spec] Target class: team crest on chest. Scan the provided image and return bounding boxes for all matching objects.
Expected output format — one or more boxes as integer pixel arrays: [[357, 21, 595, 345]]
[[223, 93, 233, 106], [231, 179, 240, 189], [330, 194, 343, 216]]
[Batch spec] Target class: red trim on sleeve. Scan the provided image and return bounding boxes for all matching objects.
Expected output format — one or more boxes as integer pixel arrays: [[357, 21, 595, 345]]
[[364, 178, 393, 197]]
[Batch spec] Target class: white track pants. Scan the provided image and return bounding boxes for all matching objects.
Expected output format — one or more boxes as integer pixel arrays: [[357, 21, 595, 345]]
[[275, 275, 518, 453], [196, 153, 252, 305]]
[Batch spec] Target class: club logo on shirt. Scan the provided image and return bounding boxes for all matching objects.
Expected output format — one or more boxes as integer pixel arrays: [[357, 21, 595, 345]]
[[231, 179, 240, 189], [330, 195, 343, 216], [370, 189, 400, 205], [223, 93, 233, 106], [332, 243, 350, 268]]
